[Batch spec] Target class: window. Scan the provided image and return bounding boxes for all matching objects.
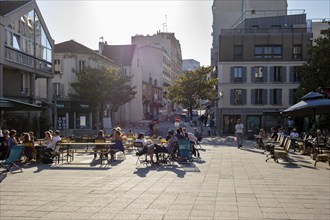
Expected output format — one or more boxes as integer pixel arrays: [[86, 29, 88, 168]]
[[79, 60, 85, 72], [293, 45, 302, 60], [270, 89, 282, 105], [234, 45, 243, 59], [254, 67, 263, 81], [234, 89, 243, 105], [251, 89, 267, 105], [53, 83, 64, 98], [292, 66, 301, 82], [231, 67, 246, 83], [289, 89, 298, 105], [234, 67, 243, 82], [255, 45, 282, 59], [54, 59, 61, 74], [274, 66, 282, 82]]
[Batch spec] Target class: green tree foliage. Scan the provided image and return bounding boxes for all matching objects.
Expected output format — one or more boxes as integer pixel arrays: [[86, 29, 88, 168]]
[[69, 66, 136, 125], [168, 66, 218, 118], [296, 23, 330, 99]]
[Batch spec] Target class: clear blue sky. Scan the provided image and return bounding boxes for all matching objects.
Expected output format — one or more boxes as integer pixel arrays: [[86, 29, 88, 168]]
[[37, 0, 330, 66]]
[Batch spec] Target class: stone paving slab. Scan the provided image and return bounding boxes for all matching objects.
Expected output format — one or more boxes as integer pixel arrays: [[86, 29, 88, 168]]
[[0, 138, 329, 220]]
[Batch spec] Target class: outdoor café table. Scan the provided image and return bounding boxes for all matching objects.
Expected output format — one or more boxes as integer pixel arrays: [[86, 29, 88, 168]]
[[58, 142, 115, 164]]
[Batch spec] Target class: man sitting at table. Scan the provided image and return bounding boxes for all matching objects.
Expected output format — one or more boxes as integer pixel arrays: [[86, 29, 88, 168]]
[[152, 130, 178, 163]]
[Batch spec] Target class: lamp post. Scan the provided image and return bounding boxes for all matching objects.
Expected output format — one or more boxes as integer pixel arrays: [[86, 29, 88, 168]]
[[215, 91, 223, 136]]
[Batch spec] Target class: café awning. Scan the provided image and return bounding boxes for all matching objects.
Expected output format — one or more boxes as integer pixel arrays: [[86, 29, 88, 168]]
[[0, 98, 42, 111]]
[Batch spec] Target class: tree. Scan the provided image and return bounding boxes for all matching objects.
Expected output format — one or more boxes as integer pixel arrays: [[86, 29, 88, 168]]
[[168, 66, 218, 120], [296, 23, 330, 99], [69, 66, 136, 127]]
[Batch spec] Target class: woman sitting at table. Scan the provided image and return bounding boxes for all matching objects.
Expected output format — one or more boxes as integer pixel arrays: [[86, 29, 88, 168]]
[[255, 128, 266, 149], [43, 131, 53, 146], [22, 132, 35, 161], [109, 129, 125, 159], [94, 130, 106, 159]]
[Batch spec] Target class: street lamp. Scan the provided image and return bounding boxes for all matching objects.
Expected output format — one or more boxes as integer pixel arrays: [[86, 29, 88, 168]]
[[215, 91, 223, 136]]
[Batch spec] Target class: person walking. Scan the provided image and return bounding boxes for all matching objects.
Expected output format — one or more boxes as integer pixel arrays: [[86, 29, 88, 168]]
[[235, 119, 244, 148]]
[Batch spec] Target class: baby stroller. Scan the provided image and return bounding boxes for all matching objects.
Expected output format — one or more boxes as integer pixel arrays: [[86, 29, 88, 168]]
[[177, 139, 193, 162]]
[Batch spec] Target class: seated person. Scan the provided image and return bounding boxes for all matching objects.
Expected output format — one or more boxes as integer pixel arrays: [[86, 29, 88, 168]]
[[126, 129, 134, 138], [38, 130, 61, 162], [256, 128, 266, 149], [0, 130, 9, 160], [94, 130, 106, 159], [269, 127, 278, 140], [152, 130, 178, 163], [277, 127, 284, 137], [109, 129, 125, 159], [290, 128, 299, 138], [135, 133, 155, 161], [22, 132, 35, 161], [175, 128, 186, 140], [194, 128, 202, 142]]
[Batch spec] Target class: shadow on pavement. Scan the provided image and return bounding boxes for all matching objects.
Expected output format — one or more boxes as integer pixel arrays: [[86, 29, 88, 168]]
[[133, 164, 187, 178]]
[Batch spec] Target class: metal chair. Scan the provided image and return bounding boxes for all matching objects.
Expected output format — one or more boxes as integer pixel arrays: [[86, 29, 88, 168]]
[[134, 141, 149, 166]]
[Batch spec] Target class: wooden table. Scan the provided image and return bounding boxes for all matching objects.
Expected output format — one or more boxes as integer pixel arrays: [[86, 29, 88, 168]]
[[57, 142, 115, 164]]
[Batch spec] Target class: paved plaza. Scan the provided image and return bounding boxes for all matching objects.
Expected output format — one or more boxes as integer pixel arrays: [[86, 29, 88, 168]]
[[0, 137, 329, 220]]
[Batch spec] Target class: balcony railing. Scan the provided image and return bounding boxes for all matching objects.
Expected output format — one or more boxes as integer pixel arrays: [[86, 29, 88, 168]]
[[222, 28, 308, 34]]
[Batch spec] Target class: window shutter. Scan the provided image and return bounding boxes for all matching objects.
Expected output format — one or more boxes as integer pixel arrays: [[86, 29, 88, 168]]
[[262, 89, 268, 105], [278, 89, 282, 105], [243, 67, 247, 82], [289, 66, 294, 82], [281, 66, 287, 82], [242, 89, 247, 105], [251, 89, 255, 105], [60, 84, 65, 97], [269, 89, 274, 105], [263, 66, 268, 82], [60, 59, 64, 73], [230, 89, 234, 105], [270, 67, 274, 82], [251, 67, 255, 82], [289, 89, 294, 105], [230, 67, 234, 82]]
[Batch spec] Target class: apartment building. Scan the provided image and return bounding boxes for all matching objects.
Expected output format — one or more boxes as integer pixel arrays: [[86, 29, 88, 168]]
[[53, 40, 120, 133], [217, 14, 313, 134], [211, 0, 287, 68], [99, 43, 144, 125], [0, 0, 53, 130], [131, 31, 183, 119], [182, 59, 200, 71]]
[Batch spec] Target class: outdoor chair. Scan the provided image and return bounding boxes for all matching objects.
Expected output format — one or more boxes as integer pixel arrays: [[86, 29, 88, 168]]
[[134, 141, 149, 166], [314, 138, 330, 167], [0, 145, 25, 173], [270, 139, 292, 163]]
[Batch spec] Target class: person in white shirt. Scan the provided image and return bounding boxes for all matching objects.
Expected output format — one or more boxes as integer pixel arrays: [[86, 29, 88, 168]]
[[39, 130, 61, 162], [47, 130, 61, 150], [235, 119, 244, 148]]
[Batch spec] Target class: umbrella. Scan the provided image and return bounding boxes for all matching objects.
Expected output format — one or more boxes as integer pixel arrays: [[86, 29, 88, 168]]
[[282, 91, 330, 117], [282, 91, 330, 144]]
